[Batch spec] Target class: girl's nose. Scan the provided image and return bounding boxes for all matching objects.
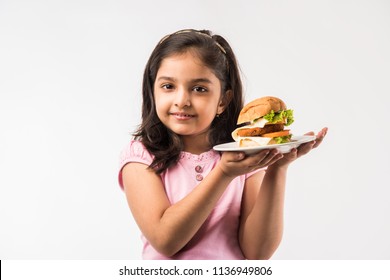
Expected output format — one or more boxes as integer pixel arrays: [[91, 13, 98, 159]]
[[174, 89, 191, 108]]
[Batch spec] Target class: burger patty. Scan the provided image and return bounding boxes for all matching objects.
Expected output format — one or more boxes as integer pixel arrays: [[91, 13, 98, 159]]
[[237, 124, 285, 137]]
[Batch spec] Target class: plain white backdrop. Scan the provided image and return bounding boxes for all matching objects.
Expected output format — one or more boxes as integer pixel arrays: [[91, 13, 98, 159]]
[[1, 0, 389, 259]]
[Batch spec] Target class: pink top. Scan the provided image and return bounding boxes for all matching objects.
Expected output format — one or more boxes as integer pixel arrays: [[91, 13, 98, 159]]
[[118, 140, 260, 260]]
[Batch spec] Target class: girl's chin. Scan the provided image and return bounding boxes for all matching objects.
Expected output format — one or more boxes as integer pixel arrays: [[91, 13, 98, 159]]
[[165, 123, 211, 138], [168, 126, 201, 135]]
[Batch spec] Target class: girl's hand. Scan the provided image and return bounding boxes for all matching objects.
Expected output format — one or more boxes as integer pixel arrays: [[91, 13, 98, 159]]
[[270, 127, 328, 169], [217, 148, 283, 178]]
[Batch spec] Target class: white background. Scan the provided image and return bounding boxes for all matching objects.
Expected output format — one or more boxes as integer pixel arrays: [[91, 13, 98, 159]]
[[1, 0, 389, 259]]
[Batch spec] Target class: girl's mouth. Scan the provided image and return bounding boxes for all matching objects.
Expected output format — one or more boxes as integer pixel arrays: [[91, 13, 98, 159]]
[[170, 112, 195, 120]]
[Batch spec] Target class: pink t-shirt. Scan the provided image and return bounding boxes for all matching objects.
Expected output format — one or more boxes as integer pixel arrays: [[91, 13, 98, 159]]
[[118, 140, 260, 260]]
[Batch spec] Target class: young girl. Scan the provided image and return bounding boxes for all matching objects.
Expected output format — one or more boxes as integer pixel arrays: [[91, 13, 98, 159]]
[[118, 29, 327, 260]]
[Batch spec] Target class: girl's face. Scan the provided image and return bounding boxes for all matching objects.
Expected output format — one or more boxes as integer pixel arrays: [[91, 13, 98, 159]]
[[154, 51, 226, 144]]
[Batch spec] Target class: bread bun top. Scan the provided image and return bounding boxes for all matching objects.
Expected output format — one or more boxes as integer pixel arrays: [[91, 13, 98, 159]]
[[237, 96, 287, 124]]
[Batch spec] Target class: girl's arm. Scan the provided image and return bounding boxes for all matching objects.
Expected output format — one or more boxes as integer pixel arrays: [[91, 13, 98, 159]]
[[239, 128, 328, 259], [238, 165, 287, 260], [122, 149, 281, 257]]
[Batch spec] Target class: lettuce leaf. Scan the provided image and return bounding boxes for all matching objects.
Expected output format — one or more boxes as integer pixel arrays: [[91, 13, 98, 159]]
[[263, 109, 294, 126], [273, 135, 292, 144]]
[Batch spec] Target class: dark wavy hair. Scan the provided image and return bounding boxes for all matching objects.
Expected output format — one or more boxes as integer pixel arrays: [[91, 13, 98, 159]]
[[134, 29, 244, 174]]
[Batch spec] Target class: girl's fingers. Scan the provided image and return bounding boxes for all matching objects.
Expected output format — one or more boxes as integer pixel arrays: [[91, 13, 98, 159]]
[[263, 153, 284, 166], [224, 149, 271, 165], [304, 131, 315, 136], [313, 127, 328, 148], [250, 149, 281, 167], [223, 151, 245, 162]]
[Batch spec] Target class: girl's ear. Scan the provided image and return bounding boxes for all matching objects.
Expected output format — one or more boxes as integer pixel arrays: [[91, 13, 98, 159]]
[[217, 90, 233, 115]]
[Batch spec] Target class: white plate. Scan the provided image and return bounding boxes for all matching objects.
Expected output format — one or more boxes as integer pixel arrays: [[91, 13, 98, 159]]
[[213, 135, 316, 155]]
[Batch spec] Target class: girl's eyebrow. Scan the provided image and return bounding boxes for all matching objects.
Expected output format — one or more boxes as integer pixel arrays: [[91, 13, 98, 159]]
[[156, 76, 176, 82], [191, 78, 212, 84], [156, 76, 212, 84]]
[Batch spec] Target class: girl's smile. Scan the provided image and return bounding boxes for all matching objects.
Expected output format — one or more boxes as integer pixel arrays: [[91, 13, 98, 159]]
[[169, 112, 196, 120], [154, 50, 226, 150]]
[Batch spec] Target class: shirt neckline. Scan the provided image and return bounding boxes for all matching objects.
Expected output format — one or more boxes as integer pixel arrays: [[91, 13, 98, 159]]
[[179, 149, 219, 162]]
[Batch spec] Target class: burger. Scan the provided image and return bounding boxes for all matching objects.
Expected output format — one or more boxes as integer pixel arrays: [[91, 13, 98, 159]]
[[232, 96, 294, 147]]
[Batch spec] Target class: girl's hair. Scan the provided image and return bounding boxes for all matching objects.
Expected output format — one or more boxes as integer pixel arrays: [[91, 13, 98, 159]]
[[134, 29, 244, 174]]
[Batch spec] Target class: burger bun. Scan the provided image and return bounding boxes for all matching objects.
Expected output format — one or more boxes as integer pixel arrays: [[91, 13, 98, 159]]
[[237, 96, 287, 125]]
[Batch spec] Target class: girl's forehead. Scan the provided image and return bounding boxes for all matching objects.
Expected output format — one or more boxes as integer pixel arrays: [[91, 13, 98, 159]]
[[157, 50, 221, 80], [158, 52, 211, 74]]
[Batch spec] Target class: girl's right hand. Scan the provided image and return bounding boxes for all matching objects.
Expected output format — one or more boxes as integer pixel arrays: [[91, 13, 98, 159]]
[[217, 149, 283, 178]]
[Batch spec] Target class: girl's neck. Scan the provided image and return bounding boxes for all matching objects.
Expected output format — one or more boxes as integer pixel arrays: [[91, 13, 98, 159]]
[[181, 134, 211, 155]]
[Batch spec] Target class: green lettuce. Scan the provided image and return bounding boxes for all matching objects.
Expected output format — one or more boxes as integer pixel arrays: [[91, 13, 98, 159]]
[[273, 135, 292, 144], [263, 109, 294, 126]]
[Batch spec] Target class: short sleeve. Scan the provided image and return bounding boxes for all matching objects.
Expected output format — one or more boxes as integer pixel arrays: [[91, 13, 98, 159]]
[[118, 140, 154, 189]]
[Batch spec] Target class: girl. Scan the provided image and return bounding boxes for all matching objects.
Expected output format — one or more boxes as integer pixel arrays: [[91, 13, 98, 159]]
[[118, 29, 327, 260]]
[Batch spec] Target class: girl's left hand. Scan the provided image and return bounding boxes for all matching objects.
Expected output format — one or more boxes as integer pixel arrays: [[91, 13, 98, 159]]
[[271, 127, 328, 168]]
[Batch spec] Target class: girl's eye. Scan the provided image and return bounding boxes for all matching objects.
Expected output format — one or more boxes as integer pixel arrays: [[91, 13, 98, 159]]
[[161, 84, 174, 90], [193, 86, 207, 93]]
